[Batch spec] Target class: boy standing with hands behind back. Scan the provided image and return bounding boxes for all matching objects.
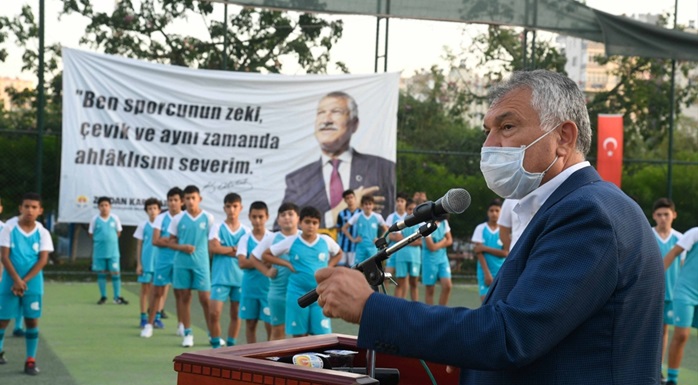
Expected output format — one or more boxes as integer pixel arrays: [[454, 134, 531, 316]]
[[89, 197, 128, 305]]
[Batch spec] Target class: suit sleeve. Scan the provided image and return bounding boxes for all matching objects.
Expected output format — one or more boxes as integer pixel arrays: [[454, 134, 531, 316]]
[[358, 196, 619, 370]]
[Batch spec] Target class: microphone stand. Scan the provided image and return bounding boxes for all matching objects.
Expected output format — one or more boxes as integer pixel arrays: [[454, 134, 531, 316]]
[[297, 221, 439, 380]]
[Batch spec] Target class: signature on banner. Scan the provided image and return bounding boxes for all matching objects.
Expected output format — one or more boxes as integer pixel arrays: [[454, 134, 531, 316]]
[[202, 179, 253, 194]]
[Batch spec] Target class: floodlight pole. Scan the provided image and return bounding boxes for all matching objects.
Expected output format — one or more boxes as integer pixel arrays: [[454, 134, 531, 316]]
[[223, 2, 228, 71], [667, 0, 678, 199], [37, 0, 45, 196], [374, 0, 390, 72]]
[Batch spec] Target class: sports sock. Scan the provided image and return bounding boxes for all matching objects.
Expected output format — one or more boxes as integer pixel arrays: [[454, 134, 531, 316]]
[[155, 311, 162, 321], [112, 275, 122, 299], [668, 368, 679, 383], [140, 312, 147, 321], [210, 337, 221, 348], [97, 274, 107, 297], [0, 329, 5, 351], [226, 337, 236, 347], [25, 327, 39, 359], [184, 328, 192, 337], [14, 315, 24, 331]]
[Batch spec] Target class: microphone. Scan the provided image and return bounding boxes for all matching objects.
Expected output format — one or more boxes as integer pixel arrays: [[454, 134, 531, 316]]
[[388, 188, 471, 232]]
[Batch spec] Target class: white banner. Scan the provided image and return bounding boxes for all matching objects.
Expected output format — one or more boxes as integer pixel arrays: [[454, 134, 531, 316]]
[[60, 48, 398, 227]]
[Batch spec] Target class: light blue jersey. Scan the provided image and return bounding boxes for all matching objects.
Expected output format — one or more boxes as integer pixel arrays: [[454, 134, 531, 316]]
[[209, 222, 249, 287], [0, 222, 54, 295], [253, 231, 297, 300], [134, 219, 157, 273], [674, 228, 698, 304], [349, 212, 386, 249], [168, 211, 214, 269], [236, 230, 273, 299], [153, 212, 176, 267], [89, 214, 122, 259], [472, 222, 505, 279], [422, 220, 451, 265], [653, 228, 683, 302], [270, 234, 341, 296], [397, 223, 422, 264]]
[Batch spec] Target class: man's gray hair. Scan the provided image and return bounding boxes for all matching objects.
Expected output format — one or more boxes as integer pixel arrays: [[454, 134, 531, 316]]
[[488, 70, 592, 156], [322, 91, 359, 122]]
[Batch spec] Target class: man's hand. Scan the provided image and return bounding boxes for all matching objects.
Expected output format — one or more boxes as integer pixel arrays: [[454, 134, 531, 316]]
[[315, 268, 373, 324]]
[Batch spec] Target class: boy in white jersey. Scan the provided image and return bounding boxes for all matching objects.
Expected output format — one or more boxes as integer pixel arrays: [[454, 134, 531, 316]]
[[142, 187, 182, 338], [89, 197, 127, 305], [256, 202, 300, 341], [385, 192, 408, 298], [237, 201, 274, 343], [0, 198, 25, 337], [472, 199, 506, 302], [651, 198, 683, 376], [168, 185, 215, 347], [662, 223, 698, 385], [342, 195, 388, 265], [263, 206, 342, 337], [207, 193, 249, 348], [0, 193, 53, 375], [134, 198, 161, 329], [422, 215, 453, 305]]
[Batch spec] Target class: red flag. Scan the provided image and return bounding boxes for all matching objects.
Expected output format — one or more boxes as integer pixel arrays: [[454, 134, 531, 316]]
[[597, 114, 624, 187]]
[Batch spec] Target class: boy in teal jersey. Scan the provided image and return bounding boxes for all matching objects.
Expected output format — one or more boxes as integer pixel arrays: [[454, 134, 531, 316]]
[[263, 206, 342, 337], [0, 198, 24, 337], [341, 195, 387, 264], [142, 187, 182, 338], [237, 201, 273, 344], [385, 193, 409, 298], [257, 202, 300, 341], [0, 193, 53, 375], [207, 193, 249, 348], [472, 199, 507, 302], [651, 198, 683, 373], [168, 185, 215, 348], [89, 197, 128, 305], [392, 199, 422, 301], [134, 198, 161, 329], [422, 215, 453, 305], [662, 226, 698, 385]]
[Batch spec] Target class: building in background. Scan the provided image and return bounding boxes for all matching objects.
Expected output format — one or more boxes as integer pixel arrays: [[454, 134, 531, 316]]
[[0, 76, 34, 110]]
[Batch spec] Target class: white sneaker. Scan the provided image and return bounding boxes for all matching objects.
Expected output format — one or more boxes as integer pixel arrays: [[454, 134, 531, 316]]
[[182, 334, 194, 348], [176, 323, 185, 336], [140, 324, 153, 338]]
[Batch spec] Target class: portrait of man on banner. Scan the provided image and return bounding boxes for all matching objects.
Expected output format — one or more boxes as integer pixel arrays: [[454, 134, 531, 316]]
[[282, 91, 396, 228]]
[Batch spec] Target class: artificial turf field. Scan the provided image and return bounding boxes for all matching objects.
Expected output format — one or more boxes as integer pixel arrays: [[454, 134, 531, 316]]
[[0, 282, 695, 385]]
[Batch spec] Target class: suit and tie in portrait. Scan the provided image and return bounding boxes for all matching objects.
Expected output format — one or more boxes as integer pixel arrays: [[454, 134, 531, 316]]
[[282, 91, 396, 228]]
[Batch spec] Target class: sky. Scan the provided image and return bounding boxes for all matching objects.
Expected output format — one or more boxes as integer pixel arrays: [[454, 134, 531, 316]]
[[1, 0, 697, 81]]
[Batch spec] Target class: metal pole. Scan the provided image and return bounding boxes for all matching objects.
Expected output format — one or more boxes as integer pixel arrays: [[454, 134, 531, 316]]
[[223, 2, 228, 70], [374, 0, 381, 72], [667, 0, 679, 199], [37, 0, 45, 195], [383, 0, 390, 72]]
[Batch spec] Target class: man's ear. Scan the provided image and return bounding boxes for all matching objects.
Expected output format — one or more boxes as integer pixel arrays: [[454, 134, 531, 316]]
[[556, 121, 578, 157]]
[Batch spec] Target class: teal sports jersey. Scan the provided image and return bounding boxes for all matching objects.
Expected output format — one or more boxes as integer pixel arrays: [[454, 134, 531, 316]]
[[0, 222, 54, 295], [134, 219, 157, 273], [270, 234, 340, 295], [237, 229, 274, 299], [253, 231, 299, 300], [674, 228, 698, 304], [422, 220, 451, 265], [209, 222, 249, 287], [168, 210, 215, 269], [348, 212, 386, 248], [153, 212, 176, 266], [472, 222, 505, 278], [653, 228, 683, 302], [397, 223, 422, 264], [89, 214, 122, 259]]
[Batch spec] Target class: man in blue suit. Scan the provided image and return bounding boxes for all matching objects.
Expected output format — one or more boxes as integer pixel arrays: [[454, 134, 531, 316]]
[[282, 91, 395, 228], [315, 70, 664, 384]]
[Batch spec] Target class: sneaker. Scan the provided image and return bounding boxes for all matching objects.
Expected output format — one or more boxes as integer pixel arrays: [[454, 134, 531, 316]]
[[0, 351, 6, 364], [24, 359, 39, 375], [97, 297, 107, 305], [13, 328, 25, 337], [154, 319, 165, 329], [114, 297, 129, 305], [160, 310, 169, 319], [140, 324, 153, 338], [176, 323, 185, 336], [182, 334, 194, 348]]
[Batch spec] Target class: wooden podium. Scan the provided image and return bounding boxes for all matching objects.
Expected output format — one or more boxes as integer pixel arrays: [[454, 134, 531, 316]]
[[174, 334, 459, 385]]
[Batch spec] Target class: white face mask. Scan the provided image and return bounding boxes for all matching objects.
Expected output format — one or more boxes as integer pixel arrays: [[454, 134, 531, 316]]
[[480, 128, 558, 199]]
